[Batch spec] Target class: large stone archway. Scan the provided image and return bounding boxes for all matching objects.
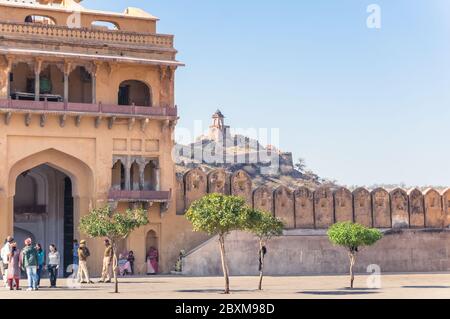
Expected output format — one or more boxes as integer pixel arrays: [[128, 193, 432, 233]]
[[1, 148, 95, 244]]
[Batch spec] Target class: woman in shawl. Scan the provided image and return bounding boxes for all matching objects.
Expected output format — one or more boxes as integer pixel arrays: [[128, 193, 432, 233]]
[[7, 241, 21, 290], [146, 247, 158, 275], [118, 254, 132, 276]]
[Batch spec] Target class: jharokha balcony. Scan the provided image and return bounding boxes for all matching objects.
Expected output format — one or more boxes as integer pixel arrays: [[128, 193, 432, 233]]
[[108, 189, 172, 215], [108, 189, 172, 203]]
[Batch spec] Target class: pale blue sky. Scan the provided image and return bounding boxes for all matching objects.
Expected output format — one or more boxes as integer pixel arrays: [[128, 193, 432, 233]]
[[84, 0, 450, 187]]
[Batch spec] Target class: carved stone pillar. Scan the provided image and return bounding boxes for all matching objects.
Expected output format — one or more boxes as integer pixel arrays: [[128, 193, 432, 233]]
[[89, 62, 100, 104], [154, 162, 161, 191], [125, 158, 131, 191], [159, 65, 173, 108], [63, 62, 73, 103], [34, 59, 43, 101], [6, 56, 13, 99], [63, 73, 69, 102], [139, 162, 145, 191], [168, 66, 176, 108], [92, 74, 96, 104]]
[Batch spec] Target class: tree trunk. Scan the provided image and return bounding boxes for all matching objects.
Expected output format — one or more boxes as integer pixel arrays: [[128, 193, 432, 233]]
[[258, 240, 265, 290], [349, 251, 356, 289], [112, 241, 119, 293], [218, 235, 230, 294]]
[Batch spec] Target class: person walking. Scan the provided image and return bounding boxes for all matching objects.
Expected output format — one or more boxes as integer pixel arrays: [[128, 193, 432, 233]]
[[77, 240, 93, 284], [21, 238, 39, 291], [47, 244, 60, 288], [72, 239, 79, 267], [1, 236, 13, 288], [127, 251, 135, 275], [99, 239, 113, 283], [0, 243, 4, 283], [7, 241, 21, 291], [35, 243, 45, 288]]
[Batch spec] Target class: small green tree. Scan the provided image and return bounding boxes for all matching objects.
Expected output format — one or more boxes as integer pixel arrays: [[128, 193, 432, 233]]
[[246, 209, 284, 290], [79, 206, 149, 293], [327, 222, 383, 289], [186, 193, 250, 294]]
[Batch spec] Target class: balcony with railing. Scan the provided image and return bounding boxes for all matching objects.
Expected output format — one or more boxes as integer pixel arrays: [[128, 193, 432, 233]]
[[108, 189, 171, 203], [0, 99, 177, 118], [0, 21, 174, 50]]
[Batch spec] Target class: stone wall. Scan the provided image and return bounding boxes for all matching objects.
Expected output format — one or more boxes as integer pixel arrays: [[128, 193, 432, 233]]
[[178, 168, 450, 230], [182, 229, 450, 276]]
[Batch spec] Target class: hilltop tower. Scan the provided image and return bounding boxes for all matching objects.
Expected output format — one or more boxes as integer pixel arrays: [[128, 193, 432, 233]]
[[207, 109, 231, 142]]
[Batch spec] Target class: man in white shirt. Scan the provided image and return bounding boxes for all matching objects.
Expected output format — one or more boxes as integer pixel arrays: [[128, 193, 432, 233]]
[[1, 236, 13, 288]]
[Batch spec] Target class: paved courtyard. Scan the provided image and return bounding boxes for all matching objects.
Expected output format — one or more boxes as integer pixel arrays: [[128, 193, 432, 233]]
[[0, 273, 450, 299]]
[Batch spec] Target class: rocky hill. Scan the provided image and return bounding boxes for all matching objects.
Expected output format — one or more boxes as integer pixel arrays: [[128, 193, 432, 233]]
[[174, 110, 331, 190]]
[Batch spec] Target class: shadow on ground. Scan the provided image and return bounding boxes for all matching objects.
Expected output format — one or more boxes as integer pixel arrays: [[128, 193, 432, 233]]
[[114, 281, 167, 285], [177, 289, 257, 294], [300, 288, 380, 296], [402, 286, 450, 289]]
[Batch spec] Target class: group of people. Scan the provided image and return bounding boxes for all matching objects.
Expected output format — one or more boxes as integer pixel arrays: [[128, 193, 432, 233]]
[[73, 239, 137, 283], [0, 236, 158, 291], [0, 236, 60, 291]]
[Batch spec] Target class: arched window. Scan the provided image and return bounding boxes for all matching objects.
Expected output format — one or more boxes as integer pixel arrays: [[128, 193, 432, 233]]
[[91, 20, 119, 31], [10, 62, 33, 99], [25, 15, 56, 25], [118, 80, 152, 107], [145, 230, 159, 274], [130, 161, 140, 191], [146, 230, 158, 252], [39, 64, 64, 100], [144, 161, 158, 191], [111, 160, 125, 190], [69, 66, 92, 103]]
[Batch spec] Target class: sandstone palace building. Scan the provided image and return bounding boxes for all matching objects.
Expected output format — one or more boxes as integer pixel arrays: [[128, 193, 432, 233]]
[[2, 0, 450, 278], [0, 0, 214, 276]]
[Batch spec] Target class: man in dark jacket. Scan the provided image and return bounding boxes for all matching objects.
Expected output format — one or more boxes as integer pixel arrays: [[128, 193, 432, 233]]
[[21, 238, 39, 291]]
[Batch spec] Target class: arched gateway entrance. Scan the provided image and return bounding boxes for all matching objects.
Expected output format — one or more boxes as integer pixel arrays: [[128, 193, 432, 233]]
[[14, 165, 73, 277], [7, 149, 94, 277]]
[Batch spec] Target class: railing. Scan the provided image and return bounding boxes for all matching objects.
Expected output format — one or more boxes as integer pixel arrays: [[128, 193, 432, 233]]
[[0, 21, 174, 49], [14, 205, 47, 215], [108, 189, 171, 202], [0, 99, 178, 117]]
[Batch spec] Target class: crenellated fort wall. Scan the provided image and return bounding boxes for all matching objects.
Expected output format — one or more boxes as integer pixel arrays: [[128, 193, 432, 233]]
[[177, 168, 450, 230]]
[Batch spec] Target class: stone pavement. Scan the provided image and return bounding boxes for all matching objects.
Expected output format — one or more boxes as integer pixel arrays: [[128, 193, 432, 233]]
[[0, 273, 449, 299]]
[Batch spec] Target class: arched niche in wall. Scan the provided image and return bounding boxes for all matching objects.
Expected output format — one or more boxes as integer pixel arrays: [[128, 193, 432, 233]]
[[25, 14, 56, 26], [118, 80, 152, 107], [111, 160, 125, 191], [91, 20, 120, 31], [130, 161, 140, 191], [68, 66, 92, 103]]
